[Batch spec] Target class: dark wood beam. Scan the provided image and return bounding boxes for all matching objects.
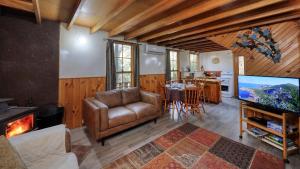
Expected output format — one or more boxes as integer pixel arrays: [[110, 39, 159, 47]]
[[167, 38, 209, 47], [183, 45, 227, 49], [183, 45, 226, 49], [140, 0, 284, 42], [109, 0, 184, 37], [153, 2, 300, 43], [68, 0, 87, 30], [125, 0, 234, 39], [0, 0, 33, 12], [91, 0, 135, 33], [32, 0, 41, 24], [162, 12, 300, 45], [173, 41, 219, 48]]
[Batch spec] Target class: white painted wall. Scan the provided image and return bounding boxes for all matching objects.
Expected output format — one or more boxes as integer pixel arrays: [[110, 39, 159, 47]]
[[199, 50, 233, 73], [59, 24, 108, 78], [59, 24, 166, 78], [139, 43, 166, 75]]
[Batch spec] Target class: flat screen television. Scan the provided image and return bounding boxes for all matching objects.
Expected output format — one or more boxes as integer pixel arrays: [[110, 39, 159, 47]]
[[238, 75, 300, 114]]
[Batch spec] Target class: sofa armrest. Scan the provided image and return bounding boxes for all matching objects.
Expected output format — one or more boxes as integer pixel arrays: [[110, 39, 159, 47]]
[[140, 90, 162, 115], [65, 128, 72, 152], [9, 124, 67, 166], [83, 98, 109, 139]]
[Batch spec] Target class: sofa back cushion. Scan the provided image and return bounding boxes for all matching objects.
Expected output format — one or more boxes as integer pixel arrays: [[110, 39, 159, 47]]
[[122, 87, 141, 105], [95, 90, 122, 108]]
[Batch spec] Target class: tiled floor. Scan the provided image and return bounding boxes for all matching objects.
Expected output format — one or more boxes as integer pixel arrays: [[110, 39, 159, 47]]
[[71, 98, 300, 169]]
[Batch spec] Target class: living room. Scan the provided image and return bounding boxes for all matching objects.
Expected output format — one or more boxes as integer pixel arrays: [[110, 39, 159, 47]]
[[0, 0, 300, 169]]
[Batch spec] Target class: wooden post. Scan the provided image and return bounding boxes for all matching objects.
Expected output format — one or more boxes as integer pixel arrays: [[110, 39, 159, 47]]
[[239, 101, 243, 139], [282, 112, 287, 161]]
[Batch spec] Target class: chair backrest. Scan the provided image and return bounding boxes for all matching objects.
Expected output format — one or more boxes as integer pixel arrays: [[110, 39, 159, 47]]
[[184, 87, 202, 106], [160, 81, 167, 100]]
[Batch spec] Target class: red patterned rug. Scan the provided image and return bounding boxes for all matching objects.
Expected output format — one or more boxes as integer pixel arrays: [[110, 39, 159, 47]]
[[103, 123, 284, 169]]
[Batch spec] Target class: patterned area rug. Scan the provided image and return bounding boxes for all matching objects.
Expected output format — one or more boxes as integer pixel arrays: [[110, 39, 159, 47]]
[[103, 123, 284, 169], [72, 145, 92, 164]]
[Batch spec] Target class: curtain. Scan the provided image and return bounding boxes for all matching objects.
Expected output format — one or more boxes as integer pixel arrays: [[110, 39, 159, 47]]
[[133, 44, 140, 87], [106, 39, 116, 90], [165, 49, 171, 81]]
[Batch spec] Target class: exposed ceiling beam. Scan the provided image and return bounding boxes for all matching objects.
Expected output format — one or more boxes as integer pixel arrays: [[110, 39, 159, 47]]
[[162, 12, 300, 45], [173, 41, 219, 48], [182, 45, 227, 49], [167, 39, 209, 47], [109, 0, 184, 37], [152, 3, 300, 43], [0, 0, 33, 12], [125, 0, 235, 39], [67, 0, 87, 30], [186, 47, 227, 52], [32, 0, 41, 24], [183, 44, 226, 49], [91, 0, 135, 33], [140, 0, 284, 42]]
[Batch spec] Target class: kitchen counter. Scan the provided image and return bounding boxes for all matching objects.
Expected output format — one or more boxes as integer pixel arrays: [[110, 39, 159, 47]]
[[196, 78, 221, 104]]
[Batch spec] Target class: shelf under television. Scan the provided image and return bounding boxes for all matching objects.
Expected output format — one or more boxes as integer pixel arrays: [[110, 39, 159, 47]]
[[242, 118, 283, 137], [240, 102, 300, 161], [245, 130, 298, 153]]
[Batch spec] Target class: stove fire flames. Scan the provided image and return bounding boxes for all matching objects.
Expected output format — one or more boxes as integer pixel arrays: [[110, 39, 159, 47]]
[[6, 114, 34, 138]]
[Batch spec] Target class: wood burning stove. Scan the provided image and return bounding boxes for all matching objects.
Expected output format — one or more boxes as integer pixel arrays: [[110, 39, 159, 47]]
[[0, 107, 37, 138]]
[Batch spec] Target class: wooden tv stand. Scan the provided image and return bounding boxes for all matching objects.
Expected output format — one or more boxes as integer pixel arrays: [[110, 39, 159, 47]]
[[239, 102, 299, 162]]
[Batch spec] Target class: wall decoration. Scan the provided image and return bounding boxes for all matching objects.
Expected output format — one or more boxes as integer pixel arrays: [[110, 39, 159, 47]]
[[232, 27, 281, 63], [212, 57, 220, 64]]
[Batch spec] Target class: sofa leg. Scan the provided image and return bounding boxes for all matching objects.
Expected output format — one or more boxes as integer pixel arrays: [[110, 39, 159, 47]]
[[154, 118, 157, 124], [98, 139, 105, 146]]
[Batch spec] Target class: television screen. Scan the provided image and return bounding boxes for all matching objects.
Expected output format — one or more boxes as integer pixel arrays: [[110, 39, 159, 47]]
[[238, 76, 300, 114]]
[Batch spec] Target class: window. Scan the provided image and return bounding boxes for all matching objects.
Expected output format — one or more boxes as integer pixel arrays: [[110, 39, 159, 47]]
[[238, 56, 245, 75], [190, 53, 198, 72], [170, 50, 179, 80], [114, 43, 133, 89]]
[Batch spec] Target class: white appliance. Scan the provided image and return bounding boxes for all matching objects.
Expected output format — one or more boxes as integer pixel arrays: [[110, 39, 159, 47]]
[[220, 72, 234, 98], [144, 44, 165, 55]]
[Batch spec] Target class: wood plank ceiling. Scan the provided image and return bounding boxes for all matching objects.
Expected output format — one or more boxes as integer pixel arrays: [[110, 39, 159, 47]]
[[1, 0, 300, 52]]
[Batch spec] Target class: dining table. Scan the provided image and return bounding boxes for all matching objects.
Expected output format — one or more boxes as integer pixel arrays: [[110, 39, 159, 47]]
[[165, 83, 197, 113], [165, 82, 206, 116]]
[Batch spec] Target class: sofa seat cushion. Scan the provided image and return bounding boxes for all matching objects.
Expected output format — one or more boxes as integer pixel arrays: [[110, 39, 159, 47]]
[[28, 153, 78, 169], [108, 107, 137, 128], [95, 90, 122, 108], [126, 102, 158, 119], [122, 87, 141, 105]]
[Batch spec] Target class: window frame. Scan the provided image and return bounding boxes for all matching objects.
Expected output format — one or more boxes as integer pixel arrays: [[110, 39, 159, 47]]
[[169, 50, 179, 81], [114, 42, 134, 89], [238, 56, 245, 75]]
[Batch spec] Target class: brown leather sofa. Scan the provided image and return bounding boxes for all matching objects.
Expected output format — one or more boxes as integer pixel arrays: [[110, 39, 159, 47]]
[[83, 87, 162, 144]]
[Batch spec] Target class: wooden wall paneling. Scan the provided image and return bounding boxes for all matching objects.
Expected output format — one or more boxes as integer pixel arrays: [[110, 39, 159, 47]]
[[209, 21, 300, 97], [139, 74, 165, 98], [59, 77, 106, 128]]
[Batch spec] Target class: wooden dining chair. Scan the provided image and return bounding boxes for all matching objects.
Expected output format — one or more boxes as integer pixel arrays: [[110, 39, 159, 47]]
[[160, 81, 169, 113], [194, 80, 206, 113], [160, 81, 179, 114], [181, 87, 204, 120]]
